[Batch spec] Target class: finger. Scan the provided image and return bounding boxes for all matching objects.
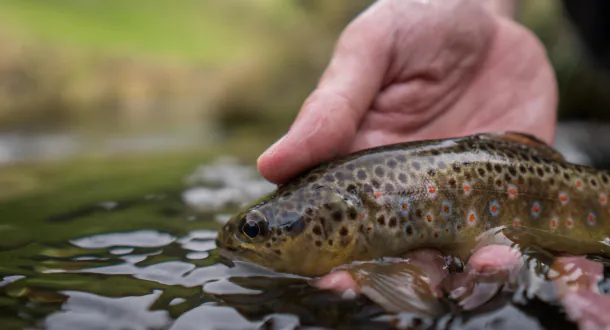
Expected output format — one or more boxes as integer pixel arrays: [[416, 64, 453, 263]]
[[256, 3, 392, 184]]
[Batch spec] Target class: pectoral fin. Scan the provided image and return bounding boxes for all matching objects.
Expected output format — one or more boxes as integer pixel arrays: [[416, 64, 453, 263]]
[[342, 260, 446, 316]]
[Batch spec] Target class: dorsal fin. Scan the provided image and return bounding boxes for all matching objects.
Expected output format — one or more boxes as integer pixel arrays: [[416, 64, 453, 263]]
[[478, 131, 565, 162]]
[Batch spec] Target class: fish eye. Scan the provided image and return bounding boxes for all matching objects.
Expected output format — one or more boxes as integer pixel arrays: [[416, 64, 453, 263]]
[[238, 210, 268, 240], [242, 220, 260, 239]]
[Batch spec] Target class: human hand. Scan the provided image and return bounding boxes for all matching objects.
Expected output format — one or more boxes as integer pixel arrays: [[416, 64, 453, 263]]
[[257, 0, 557, 184]]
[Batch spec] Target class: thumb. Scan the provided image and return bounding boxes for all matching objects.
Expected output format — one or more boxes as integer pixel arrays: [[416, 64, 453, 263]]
[[257, 6, 392, 184]]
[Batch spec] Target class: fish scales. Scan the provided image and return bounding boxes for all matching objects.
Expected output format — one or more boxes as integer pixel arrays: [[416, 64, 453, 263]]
[[217, 133, 610, 277]]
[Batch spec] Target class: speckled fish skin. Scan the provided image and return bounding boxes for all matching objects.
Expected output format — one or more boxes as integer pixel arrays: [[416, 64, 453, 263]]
[[216, 132, 610, 277]]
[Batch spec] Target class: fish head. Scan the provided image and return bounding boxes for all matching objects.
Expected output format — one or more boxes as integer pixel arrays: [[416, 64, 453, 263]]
[[216, 184, 362, 277]]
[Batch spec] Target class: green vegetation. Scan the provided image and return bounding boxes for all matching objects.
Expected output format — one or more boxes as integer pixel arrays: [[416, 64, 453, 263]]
[[0, 0, 271, 63]]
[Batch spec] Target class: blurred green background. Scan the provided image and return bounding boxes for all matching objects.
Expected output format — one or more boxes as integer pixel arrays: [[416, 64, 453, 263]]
[[0, 0, 608, 203]]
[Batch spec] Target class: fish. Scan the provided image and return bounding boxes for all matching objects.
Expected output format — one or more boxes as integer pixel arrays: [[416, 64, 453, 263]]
[[215, 132, 610, 312]]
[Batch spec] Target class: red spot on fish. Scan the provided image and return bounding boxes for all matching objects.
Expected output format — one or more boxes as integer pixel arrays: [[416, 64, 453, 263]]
[[532, 205, 539, 213], [491, 205, 498, 213], [559, 192, 569, 205], [509, 189, 517, 195], [484, 225, 490, 231], [433, 231, 439, 238], [445, 228, 449, 233], [402, 203, 408, 211], [457, 225, 462, 231], [428, 186, 436, 194], [588, 213, 596, 225], [469, 214, 476, 223], [600, 193, 608, 205], [443, 205, 450, 213], [375, 192, 382, 198], [513, 219, 520, 228], [426, 215, 433, 223], [551, 219, 558, 228], [576, 181, 582, 188], [566, 218, 573, 227]]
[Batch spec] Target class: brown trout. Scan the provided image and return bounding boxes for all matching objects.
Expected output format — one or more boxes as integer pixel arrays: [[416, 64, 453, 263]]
[[216, 133, 610, 279]]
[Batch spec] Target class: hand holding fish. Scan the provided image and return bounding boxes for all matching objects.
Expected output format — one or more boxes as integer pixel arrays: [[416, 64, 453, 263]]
[[227, 0, 610, 328], [257, 0, 557, 184]]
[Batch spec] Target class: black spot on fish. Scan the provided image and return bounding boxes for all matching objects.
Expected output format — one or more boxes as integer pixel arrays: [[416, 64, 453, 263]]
[[265, 242, 271, 248], [416, 209, 423, 218], [374, 167, 385, 178], [553, 166, 560, 174], [531, 155, 541, 164], [508, 166, 517, 177], [363, 184, 373, 194], [346, 163, 355, 171], [398, 173, 408, 183], [549, 178, 556, 186], [332, 210, 343, 222], [405, 225, 414, 235], [315, 241, 322, 247], [335, 172, 344, 181], [347, 184, 358, 195], [358, 224, 365, 233], [576, 167, 584, 174], [449, 178, 457, 188], [384, 183, 394, 192], [357, 170, 367, 181], [437, 161, 446, 169], [591, 179, 598, 187], [431, 150, 440, 155], [324, 174, 335, 182], [427, 169, 436, 177], [377, 215, 386, 225], [452, 164, 461, 173], [387, 159, 398, 169], [603, 174, 610, 184], [528, 166, 535, 174], [274, 250, 282, 255], [504, 173, 512, 182], [412, 161, 421, 170], [536, 168, 544, 177], [544, 166, 551, 174], [495, 179, 502, 188], [313, 226, 322, 236], [371, 180, 381, 189], [519, 165, 527, 174], [328, 239, 333, 246], [564, 173, 571, 181], [348, 207, 358, 220], [389, 217, 397, 228], [396, 154, 406, 162], [340, 227, 349, 236], [486, 163, 493, 172], [494, 164, 502, 174], [477, 168, 486, 177]]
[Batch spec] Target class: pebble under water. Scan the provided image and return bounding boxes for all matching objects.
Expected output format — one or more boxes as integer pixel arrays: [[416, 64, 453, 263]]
[[0, 159, 607, 330]]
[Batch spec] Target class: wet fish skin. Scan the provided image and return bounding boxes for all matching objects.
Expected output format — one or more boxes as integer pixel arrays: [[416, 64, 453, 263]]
[[216, 132, 610, 277]]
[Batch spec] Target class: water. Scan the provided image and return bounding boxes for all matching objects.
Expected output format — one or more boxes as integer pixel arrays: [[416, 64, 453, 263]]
[[0, 158, 606, 330]]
